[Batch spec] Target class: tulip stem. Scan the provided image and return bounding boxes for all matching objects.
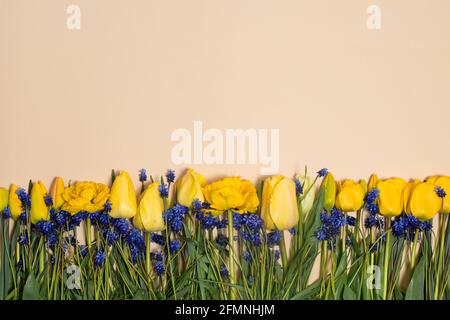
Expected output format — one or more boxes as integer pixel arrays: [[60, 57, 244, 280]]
[[86, 217, 92, 249], [434, 214, 447, 300], [227, 210, 236, 300], [410, 230, 419, 271], [382, 218, 391, 300], [145, 232, 151, 277], [279, 231, 288, 271]]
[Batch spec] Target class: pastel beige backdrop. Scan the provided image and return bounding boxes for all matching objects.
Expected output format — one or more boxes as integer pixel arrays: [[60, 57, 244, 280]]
[[1, 0, 450, 187]]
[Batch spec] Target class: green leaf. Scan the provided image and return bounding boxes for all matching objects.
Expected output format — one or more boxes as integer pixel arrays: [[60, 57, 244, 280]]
[[405, 256, 425, 300], [22, 272, 42, 300], [343, 286, 356, 300], [290, 280, 321, 300]]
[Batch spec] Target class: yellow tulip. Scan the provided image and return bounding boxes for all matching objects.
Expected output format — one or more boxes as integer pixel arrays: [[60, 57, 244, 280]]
[[376, 178, 406, 217], [295, 174, 316, 215], [30, 181, 49, 224], [433, 176, 450, 213], [425, 175, 439, 185], [261, 176, 299, 230], [134, 182, 165, 232], [176, 168, 206, 207], [321, 173, 336, 212], [62, 181, 109, 214], [50, 177, 65, 209], [403, 179, 421, 214], [9, 184, 23, 220], [368, 174, 378, 191], [202, 177, 259, 215], [109, 171, 137, 219], [335, 179, 365, 212], [408, 182, 441, 220], [0, 187, 8, 213]]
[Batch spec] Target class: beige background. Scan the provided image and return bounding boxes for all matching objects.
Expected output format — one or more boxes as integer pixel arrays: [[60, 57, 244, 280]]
[[1, 0, 450, 188]]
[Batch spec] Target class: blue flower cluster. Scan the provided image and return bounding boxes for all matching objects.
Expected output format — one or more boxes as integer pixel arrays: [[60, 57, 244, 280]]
[[237, 214, 264, 246], [392, 214, 432, 238], [163, 204, 189, 233], [267, 231, 282, 247], [317, 168, 328, 177], [315, 208, 346, 241], [364, 188, 384, 229], [295, 179, 303, 196], [166, 169, 176, 184]]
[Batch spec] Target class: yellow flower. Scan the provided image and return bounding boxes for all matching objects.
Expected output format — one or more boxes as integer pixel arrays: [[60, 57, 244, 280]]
[[432, 176, 450, 214], [50, 177, 65, 210], [403, 179, 421, 214], [9, 184, 23, 220], [62, 181, 110, 214], [202, 177, 259, 215], [134, 182, 165, 232], [0, 187, 8, 212], [408, 182, 441, 220], [321, 173, 336, 212], [176, 168, 206, 207], [376, 178, 406, 217], [295, 174, 316, 215], [335, 179, 365, 212], [30, 181, 49, 224], [368, 174, 379, 191], [261, 176, 299, 230], [109, 171, 137, 219]]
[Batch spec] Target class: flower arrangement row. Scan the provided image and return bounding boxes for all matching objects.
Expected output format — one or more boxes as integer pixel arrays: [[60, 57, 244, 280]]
[[0, 168, 448, 300]]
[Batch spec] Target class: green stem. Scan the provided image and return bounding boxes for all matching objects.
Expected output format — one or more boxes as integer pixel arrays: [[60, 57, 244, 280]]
[[86, 217, 92, 249], [227, 210, 236, 300], [279, 231, 288, 271], [434, 214, 447, 300], [145, 232, 151, 276], [382, 219, 391, 300], [410, 230, 419, 271]]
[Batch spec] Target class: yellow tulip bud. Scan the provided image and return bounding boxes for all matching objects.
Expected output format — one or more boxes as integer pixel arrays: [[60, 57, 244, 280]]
[[109, 171, 137, 219], [9, 184, 23, 220], [0, 187, 8, 212], [359, 179, 367, 195], [30, 181, 49, 224], [425, 175, 439, 185], [368, 174, 378, 191], [176, 168, 206, 207], [296, 174, 316, 215], [409, 182, 441, 220], [335, 179, 365, 212], [321, 173, 336, 212], [403, 179, 421, 214], [376, 178, 406, 217], [433, 176, 450, 213], [50, 177, 65, 209], [261, 176, 299, 230], [134, 182, 165, 232], [203, 177, 259, 215]]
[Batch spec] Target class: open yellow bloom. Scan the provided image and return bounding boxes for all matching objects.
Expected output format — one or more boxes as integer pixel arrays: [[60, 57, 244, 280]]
[[30, 181, 49, 224], [321, 173, 336, 212], [403, 179, 421, 214], [408, 182, 441, 220], [261, 176, 299, 230], [202, 177, 259, 215], [9, 184, 23, 220], [62, 181, 110, 214], [431, 176, 450, 214], [176, 168, 206, 207], [50, 177, 65, 210], [295, 174, 316, 215], [109, 171, 137, 219], [0, 187, 8, 213], [376, 178, 406, 217], [134, 182, 165, 232], [335, 179, 365, 212]]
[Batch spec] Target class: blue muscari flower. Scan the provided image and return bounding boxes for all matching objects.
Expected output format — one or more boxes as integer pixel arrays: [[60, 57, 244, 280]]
[[192, 199, 202, 212], [139, 168, 147, 183], [267, 231, 282, 247], [248, 275, 253, 286], [243, 251, 251, 262], [317, 168, 328, 177], [151, 233, 166, 246], [19, 211, 27, 222], [366, 202, 379, 215], [44, 194, 53, 206], [274, 250, 281, 261], [215, 219, 228, 229], [392, 216, 407, 237], [202, 202, 211, 209], [220, 265, 229, 278], [201, 214, 215, 229], [232, 212, 244, 230], [47, 234, 58, 248], [365, 188, 380, 204], [151, 251, 164, 261], [166, 169, 176, 183], [159, 183, 169, 198], [346, 216, 356, 226], [315, 226, 328, 241], [52, 210, 70, 227], [50, 255, 56, 264], [406, 215, 421, 230], [435, 186, 446, 198], [289, 227, 297, 235], [215, 234, 228, 247], [112, 218, 132, 236], [70, 211, 88, 228], [251, 233, 262, 246], [105, 229, 119, 246], [18, 233, 28, 246], [126, 229, 145, 251], [98, 212, 110, 226], [104, 201, 112, 213], [364, 213, 380, 229], [2, 206, 11, 219], [130, 245, 143, 263], [420, 221, 432, 232], [244, 214, 263, 231], [94, 249, 106, 267], [35, 220, 56, 236], [17, 257, 23, 271], [169, 240, 181, 253], [163, 204, 188, 233], [79, 245, 87, 257], [315, 209, 344, 241], [295, 179, 303, 196], [154, 261, 165, 276], [16, 188, 31, 208], [240, 230, 251, 241]]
